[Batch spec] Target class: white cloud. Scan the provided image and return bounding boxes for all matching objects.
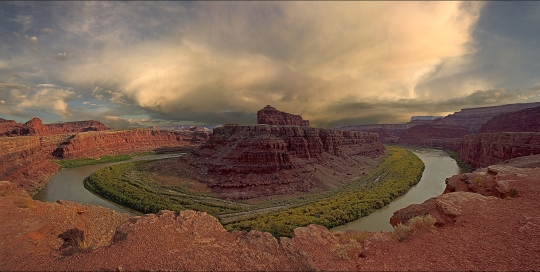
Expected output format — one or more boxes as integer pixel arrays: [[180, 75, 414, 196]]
[[0, 100, 5, 104], [56, 52, 68, 60], [24, 35, 37, 44], [83, 101, 90, 105], [12, 84, 75, 118], [41, 28, 53, 34]]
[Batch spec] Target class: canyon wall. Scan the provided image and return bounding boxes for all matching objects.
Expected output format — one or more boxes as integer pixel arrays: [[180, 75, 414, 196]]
[[175, 124, 384, 199], [0, 128, 211, 192], [334, 123, 412, 143], [2, 117, 110, 136], [54, 129, 211, 159], [480, 106, 540, 133], [460, 132, 540, 168], [399, 124, 470, 151], [434, 102, 540, 134], [257, 105, 310, 126], [0, 136, 64, 192]]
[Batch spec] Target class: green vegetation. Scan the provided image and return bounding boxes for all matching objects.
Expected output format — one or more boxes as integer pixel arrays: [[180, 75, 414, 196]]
[[444, 149, 472, 173], [53, 152, 155, 169], [84, 146, 425, 237], [225, 146, 424, 237]]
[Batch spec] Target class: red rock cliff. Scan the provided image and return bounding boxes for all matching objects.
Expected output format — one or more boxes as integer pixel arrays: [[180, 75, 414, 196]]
[[174, 124, 384, 199], [434, 102, 540, 133], [399, 124, 470, 151], [479, 106, 540, 133], [55, 129, 211, 159], [460, 132, 540, 168], [3, 118, 110, 136], [0, 136, 62, 192], [257, 105, 310, 126]]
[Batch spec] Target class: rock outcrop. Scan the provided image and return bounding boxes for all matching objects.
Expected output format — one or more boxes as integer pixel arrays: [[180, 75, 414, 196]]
[[0, 118, 19, 134], [399, 124, 470, 151], [0, 136, 61, 192], [480, 106, 540, 133], [434, 102, 540, 134], [2, 154, 540, 270], [167, 124, 384, 199], [334, 123, 411, 143], [54, 129, 210, 159], [257, 105, 310, 126], [459, 132, 540, 168], [2, 117, 110, 136], [0, 128, 211, 192]]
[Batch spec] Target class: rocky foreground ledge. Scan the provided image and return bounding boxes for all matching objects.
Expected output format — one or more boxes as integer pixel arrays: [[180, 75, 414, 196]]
[[2, 155, 540, 270]]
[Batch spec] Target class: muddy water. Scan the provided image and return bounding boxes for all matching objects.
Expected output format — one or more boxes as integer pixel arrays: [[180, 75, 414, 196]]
[[33, 153, 184, 215], [331, 148, 460, 232]]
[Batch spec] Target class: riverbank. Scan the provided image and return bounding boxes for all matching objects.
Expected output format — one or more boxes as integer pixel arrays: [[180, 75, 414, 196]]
[[83, 146, 424, 237]]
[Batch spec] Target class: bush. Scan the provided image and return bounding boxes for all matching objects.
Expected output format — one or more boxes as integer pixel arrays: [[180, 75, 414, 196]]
[[392, 215, 436, 241]]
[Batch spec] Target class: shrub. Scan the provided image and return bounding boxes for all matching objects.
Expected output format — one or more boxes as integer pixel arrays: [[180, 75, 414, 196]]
[[392, 215, 436, 242]]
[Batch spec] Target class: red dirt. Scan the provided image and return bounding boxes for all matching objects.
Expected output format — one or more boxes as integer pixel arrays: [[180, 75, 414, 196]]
[[1, 155, 540, 270]]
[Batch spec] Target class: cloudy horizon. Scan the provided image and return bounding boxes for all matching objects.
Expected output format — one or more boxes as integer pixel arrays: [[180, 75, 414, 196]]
[[1, 1, 539, 128]]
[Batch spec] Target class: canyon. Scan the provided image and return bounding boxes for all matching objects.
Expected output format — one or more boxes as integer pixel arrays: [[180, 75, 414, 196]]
[[158, 124, 384, 200], [1, 153, 539, 270], [0, 118, 211, 193], [1, 117, 109, 136]]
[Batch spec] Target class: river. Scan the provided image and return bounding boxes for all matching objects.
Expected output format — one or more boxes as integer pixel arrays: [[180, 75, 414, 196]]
[[34, 148, 458, 231], [331, 148, 460, 232], [33, 153, 184, 215]]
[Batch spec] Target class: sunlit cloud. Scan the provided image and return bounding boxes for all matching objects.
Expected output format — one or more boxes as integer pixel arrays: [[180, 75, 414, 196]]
[[0, 1, 539, 128]]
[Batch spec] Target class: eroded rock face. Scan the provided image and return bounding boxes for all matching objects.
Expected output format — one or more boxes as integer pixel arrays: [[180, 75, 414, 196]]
[[257, 105, 310, 126], [459, 132, 540, 168], [0, 129, 211, 192], [434, 102, 540, 134], [171, 124, 384, 199], [480, 106, 540, 133], [0, 136, 60, 192], [3, 118, 110, 137], [399, 124, 470, 151], [54, 129, 210, 159], [0, 118, 19, 135]]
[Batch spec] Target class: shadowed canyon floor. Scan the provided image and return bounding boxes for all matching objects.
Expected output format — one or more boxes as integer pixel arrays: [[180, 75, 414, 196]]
[[1, 155, 540, 270]]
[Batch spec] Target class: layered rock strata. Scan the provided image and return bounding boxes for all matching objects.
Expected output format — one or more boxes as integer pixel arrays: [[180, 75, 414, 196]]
[[257, 105, 310, 126], [480, 106, 540, 133], [172, 124, 384, 199], [54, 129, 210, 159], [2, 155, 540, 270], [434, 102, 540, 133], [459, 132, 540, 168], [2, 117, 110, 136], [399, 124, 470, 151], [0, 129, 211, 192]]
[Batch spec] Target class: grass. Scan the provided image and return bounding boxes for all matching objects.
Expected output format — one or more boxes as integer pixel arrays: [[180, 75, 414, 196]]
[[84, 146, 425, 237], [444, 149, 473, 173], [392, 215, 436, 241], [53, 152, 155, 169]]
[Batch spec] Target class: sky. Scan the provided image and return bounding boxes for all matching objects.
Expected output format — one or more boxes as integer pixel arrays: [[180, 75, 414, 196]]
[[0, 1, 539, 129]]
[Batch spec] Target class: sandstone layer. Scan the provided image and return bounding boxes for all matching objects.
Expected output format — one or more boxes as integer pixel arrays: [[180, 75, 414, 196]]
[[0, 129, 211, 193], [399, 124, 470, 151], [257, 105, 310, 126], [54, 129, 210, 159], [434, 102, 540, 134], [459, 132, 540, 168], [2, 155, 540, 270], [2, 117, 109, 137], [480, 106, 540, 133], [160, 124, 384, 199]]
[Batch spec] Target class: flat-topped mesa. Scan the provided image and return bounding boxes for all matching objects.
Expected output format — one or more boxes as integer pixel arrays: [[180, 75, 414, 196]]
[[434, 102, 540, 134], [3, 117, 110, 136], [479, 106, 540, 133], [257, 105, 310, 126], [175, 124, 384, 200]]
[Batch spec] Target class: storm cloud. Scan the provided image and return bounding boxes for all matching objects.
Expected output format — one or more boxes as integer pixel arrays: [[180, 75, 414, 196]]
[[0, 2, 539, 128]]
